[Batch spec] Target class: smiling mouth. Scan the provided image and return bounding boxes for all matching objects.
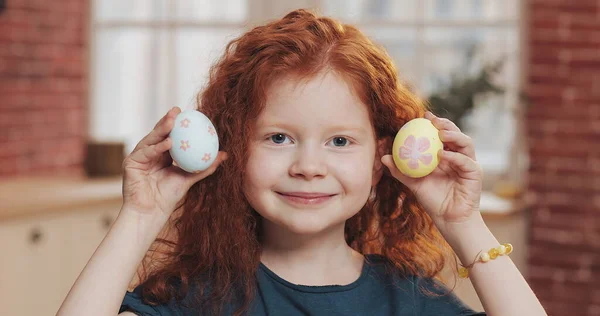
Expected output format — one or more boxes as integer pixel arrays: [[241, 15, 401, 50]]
[[275, 192, 337, 205]]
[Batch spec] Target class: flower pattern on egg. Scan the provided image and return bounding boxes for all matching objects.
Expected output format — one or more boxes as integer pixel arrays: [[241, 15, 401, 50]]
[[180, 118, 191, 128], [180, 140, 191, 151], [207, 126, 215, 136], [399, 135, 433, 169], [201, 153, 211, 162]]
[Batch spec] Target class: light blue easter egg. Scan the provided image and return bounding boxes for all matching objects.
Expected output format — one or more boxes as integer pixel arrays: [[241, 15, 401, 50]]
[[168, 109, 219, 173]]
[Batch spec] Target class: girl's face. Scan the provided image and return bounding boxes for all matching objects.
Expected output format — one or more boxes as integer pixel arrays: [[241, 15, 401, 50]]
[[244, 71, 382, 236]]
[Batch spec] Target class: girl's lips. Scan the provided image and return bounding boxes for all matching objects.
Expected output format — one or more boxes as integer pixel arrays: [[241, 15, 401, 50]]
[[276, 192, 337, 206], [278, 192, 335, 198]]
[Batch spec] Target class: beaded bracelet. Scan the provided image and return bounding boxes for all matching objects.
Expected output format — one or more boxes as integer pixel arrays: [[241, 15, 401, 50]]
[[458, 243, 513, 278]]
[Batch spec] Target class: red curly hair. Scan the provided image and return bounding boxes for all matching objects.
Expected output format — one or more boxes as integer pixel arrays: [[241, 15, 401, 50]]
[[134, 8, 453, 316]]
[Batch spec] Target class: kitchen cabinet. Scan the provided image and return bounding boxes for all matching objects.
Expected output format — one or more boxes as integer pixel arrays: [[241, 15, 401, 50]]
[[0, 176, 123, 316], [0, 212, 69, 315]]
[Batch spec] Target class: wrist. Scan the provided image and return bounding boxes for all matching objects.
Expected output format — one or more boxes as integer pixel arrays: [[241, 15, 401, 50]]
[[118, 205, 171, 244], [436, 212, 500, 264], [120, 204, 172, 223]]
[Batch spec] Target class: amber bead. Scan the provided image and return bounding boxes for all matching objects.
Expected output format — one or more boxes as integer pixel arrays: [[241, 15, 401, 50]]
[[458, 267, 469, 278], [503, 243, 513, 255], [488, 248, 500, 259]]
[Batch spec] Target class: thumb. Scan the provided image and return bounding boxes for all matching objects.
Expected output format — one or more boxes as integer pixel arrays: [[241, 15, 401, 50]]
[[381, 155, 418, 189]]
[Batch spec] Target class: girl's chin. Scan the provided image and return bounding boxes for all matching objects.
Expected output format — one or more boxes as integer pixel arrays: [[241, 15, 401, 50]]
[[274, 218, 344, 236]]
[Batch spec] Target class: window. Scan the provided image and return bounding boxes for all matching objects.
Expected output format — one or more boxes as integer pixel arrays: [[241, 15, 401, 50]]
[[90, 0, 525, 184], [89, 0, 248, 154]]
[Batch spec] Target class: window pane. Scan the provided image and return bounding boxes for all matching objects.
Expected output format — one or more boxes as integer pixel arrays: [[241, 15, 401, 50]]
[[321, 0, 418, 22], [175, 29, 243, 110], [467, 95, 516, 173], [175, 0, 248, 22], [94, 0, 167, 22], [91, 29, 155, 154], [425, 0, 518, 21], [362, 28, 418, 84], [421, 27, 519, 172], [421, 27, 516, 94]]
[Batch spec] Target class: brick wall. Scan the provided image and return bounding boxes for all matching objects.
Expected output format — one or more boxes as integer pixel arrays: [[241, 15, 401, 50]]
[[0, 0, 89, 178], [527, 0, 600, 314]]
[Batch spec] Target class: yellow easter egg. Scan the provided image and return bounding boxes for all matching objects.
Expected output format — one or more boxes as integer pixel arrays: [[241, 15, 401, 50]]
[[392, 118, 443, 178]]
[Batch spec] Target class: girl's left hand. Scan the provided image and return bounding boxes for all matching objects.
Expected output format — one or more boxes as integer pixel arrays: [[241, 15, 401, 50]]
[[381, 111, 483, 229]]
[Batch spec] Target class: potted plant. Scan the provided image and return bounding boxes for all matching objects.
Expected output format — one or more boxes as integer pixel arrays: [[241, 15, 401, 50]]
[[426, 45, 506, 130]]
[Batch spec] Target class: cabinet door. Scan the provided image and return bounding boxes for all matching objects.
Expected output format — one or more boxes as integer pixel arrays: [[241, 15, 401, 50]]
[[0, 214, 71, 316], [65, 203, 122, 291]]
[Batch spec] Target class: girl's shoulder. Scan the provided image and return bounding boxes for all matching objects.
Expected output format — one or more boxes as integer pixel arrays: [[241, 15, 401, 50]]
[[119, 277, 206, 316], [120, 284, 181, 315], [363, 254, 486, 316]]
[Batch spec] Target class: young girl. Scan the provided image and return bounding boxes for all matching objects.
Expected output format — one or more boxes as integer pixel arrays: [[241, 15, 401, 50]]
[[58, 9, 546, 316]]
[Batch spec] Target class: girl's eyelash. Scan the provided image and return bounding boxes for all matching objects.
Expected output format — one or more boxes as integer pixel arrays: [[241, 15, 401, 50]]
[[266, 133, 355, 146]]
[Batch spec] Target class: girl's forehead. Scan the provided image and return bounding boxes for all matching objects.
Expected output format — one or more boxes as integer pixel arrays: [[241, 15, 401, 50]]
[[261, 74, 367, 115], [266, 71, 359, 98], [250, 71, 375, 135], [256, 101, 370, 129]]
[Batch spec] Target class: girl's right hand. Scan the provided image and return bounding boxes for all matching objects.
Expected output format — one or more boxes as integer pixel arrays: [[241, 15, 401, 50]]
[[121, 106, 228, 219]]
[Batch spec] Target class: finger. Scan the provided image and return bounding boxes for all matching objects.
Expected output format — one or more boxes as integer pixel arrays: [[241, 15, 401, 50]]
[[185, 151, 229, 186], [438, 149, 480, 176], [425, 111, 461, 133], [156, 146, 173, 169], [439, 130, 477, 161], [380, 155, 419, 188], [128, 137, 172, 166], [134, 107, 181, 152]]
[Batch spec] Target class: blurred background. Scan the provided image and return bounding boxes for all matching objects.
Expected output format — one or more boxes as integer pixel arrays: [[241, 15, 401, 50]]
[[0, 0, 598, 315]]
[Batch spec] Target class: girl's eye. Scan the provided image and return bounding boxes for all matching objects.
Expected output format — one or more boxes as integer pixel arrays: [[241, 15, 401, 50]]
[[270, 133, 290, 144], [267, 134, 351, 147], [329, 137, 350, 147]]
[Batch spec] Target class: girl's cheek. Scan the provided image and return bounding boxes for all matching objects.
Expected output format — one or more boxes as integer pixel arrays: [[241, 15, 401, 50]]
[[330, 155, 372, 181], [251, 149, 289, 175]]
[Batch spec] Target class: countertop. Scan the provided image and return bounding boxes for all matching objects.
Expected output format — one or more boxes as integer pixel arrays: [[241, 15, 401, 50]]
[[0, 175, 123, 221], [0, 176, 528, 221]]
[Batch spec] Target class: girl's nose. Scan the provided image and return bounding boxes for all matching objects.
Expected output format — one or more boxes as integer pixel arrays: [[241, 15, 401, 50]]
[[289, 145, 328, 180]]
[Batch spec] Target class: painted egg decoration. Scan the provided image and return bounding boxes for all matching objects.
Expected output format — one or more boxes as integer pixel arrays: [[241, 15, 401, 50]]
[[168, 109, 219, 173], [392, 118, 443, 178]]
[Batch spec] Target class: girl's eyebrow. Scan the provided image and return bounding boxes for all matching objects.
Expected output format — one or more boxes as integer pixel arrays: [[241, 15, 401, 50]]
[[261, 122, 368, 134]]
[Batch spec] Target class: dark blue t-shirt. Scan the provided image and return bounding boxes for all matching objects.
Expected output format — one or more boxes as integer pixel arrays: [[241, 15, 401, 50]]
[[120, 254, 485, 315]]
